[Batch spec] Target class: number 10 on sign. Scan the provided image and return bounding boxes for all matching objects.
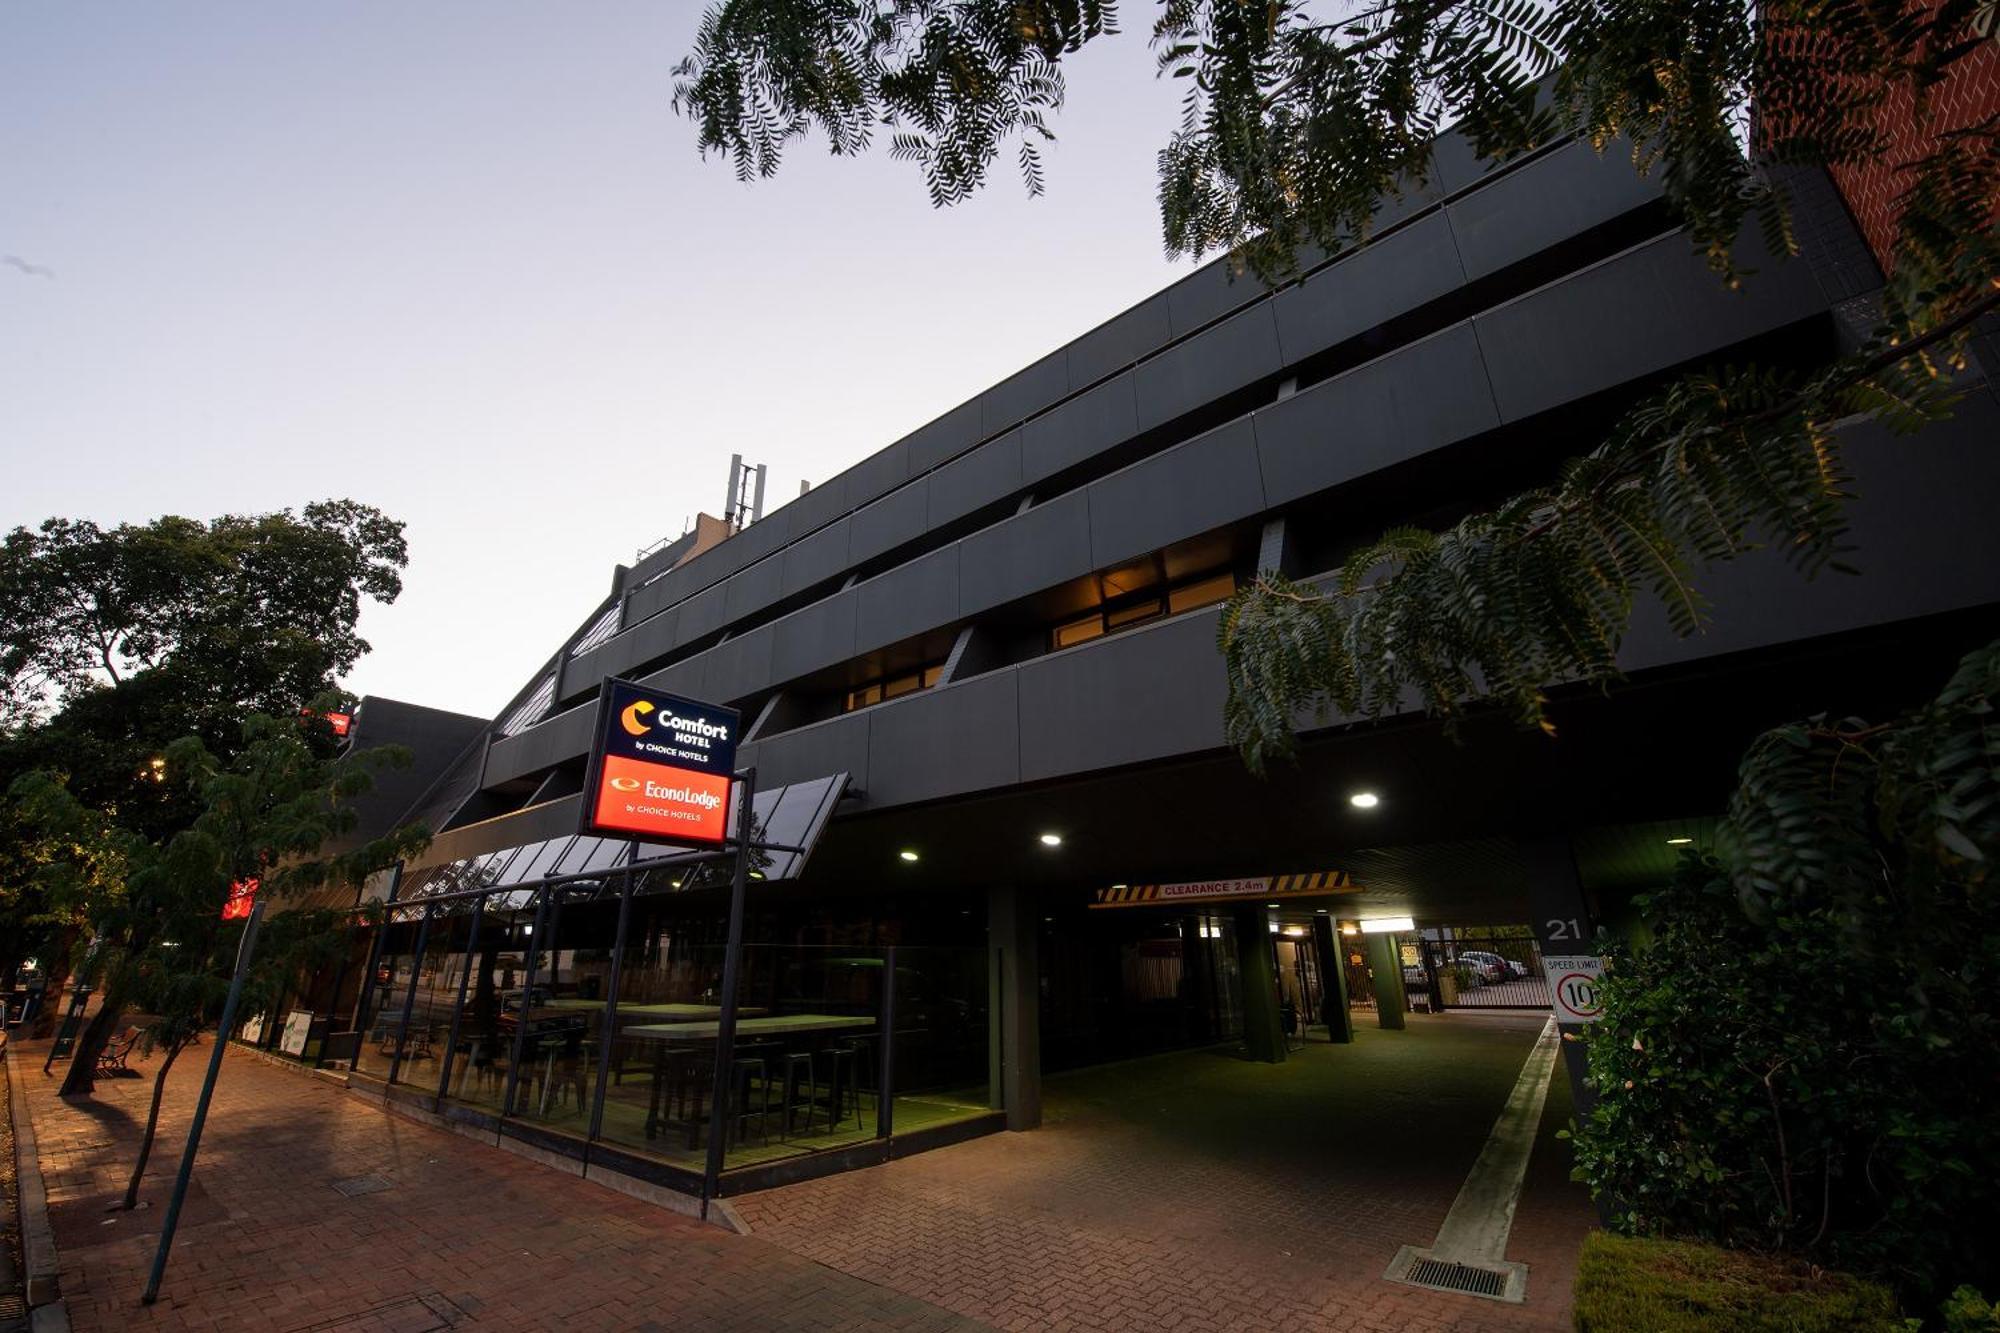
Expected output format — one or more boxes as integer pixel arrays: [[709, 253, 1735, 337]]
[[1543, 955, 1607, 1023]]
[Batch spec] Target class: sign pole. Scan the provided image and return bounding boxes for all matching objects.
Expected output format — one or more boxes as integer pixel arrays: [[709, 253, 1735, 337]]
[[142, 900, 265, 1305], [701, 767, 757, 1219]]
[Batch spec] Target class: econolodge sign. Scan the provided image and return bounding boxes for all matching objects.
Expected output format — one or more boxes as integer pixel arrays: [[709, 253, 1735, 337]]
[[1544, 955, 1607, 1023], [580, 678, 740, 847]]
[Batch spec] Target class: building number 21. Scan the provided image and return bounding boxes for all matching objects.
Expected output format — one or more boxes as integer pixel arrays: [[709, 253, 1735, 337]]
[[1545, 918, 1584, 941]]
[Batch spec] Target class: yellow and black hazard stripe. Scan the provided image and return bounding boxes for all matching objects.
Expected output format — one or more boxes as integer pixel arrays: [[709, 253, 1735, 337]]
[[1090, 870, 1359, 908]]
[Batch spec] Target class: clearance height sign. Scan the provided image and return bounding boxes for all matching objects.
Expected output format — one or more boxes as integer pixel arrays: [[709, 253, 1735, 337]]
[[581, 679, 741, 848]]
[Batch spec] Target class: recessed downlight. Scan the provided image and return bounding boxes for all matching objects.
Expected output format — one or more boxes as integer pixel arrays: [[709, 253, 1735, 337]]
[[899, 849, 920, 862], [1666, 836, 1693, 845], [1348, 791, 1381, 809], [1039, 832, 1063, 847]]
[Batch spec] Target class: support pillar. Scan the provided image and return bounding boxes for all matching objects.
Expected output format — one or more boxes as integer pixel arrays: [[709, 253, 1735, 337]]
[[1364, 933, 1406, 1030], [1522, 837, 1601, 1122], [1232, 905, 1286, 1062], [1310, 916, 1353, 1043], [987, 885, 1041, 1130]]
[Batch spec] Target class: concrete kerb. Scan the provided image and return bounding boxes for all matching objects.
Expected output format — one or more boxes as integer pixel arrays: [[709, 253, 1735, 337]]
[[244, 1045, 754, 1237], [3, 1041, 69, 1333]]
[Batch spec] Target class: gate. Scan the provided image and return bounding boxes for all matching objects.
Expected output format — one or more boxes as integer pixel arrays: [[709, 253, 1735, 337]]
[[1413, 928, 1549, 1010]]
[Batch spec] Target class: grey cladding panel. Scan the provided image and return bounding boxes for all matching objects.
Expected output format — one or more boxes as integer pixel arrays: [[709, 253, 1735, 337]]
[[865, 672, 1020, 805], [957, 490, 1092, 617], [771, 590, 858, 684], [841, 440, 912, 514], [720, 508, 793, 571], [928, 429, 1023, 530], [742, 711, 871, 793], [1134, 304, 1283, 431], [1476, 232, 1825, 424], [1017, 613, 1229, 782], [642, 653, 709, 704], [777, 471, 850, 539], [676, 583, 729, 644], [1020, 373, 1138, 486], [705, 623, 776, 702], [723, 557, 784, 623], [1446, 139, 1660, 282], [981, 351, 1068, 437], [1255, 324, 1501, 506], [781, 516, 850, 598], [855, 545, 959, 652], [562, 605, 677, 703], [1167, 261, 1271, 338], [1066, 294, 1171, 390], [623, 565, 690, 626], [1272, 212, 1467, 366], [906, 400, 982, 474], [849, 480, 929, 566], [484, 703, 595, 786], [1086, 419, 1266, 570]]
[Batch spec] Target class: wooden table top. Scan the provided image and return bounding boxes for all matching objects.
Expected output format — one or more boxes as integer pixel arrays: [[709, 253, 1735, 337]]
[[540, 1000, 769, 1020]]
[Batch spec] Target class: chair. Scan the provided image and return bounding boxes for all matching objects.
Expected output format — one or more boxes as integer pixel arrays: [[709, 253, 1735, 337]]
[[815, 1044, 863, 1134], [98, 1026, 142, 1076], [724, 1055, 771, 1148]]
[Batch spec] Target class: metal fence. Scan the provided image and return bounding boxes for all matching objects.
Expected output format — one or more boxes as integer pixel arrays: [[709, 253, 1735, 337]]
[[1411, 930, 1551, 1010]]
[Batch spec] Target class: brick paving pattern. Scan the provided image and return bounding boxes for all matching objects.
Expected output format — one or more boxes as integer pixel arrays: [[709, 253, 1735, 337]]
[[734, 1014, 1594, 1332], [10, 1037, 983, 1332]]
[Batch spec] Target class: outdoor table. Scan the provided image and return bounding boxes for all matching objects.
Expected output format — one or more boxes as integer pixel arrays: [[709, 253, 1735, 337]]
[[541, 1000, 770, 1022], [624, 1015, 876, 1145]]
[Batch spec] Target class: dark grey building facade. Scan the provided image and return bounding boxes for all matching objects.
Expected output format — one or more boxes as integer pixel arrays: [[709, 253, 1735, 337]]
[[315, 130, 2000, 1196]]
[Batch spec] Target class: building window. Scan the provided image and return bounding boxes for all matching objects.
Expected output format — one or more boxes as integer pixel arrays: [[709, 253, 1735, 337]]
[[1050, 565, 1236, 651], [845, 662, 945, 712]]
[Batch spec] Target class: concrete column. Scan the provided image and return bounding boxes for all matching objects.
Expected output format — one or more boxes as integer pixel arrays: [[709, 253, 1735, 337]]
[[1364, 933, 1406, 1029], [1522, 838, 1600, 1121], [1232, 905, 1287, 1063], [1310, 916, 1353, 1043], [987, 885, 1042, 1130]]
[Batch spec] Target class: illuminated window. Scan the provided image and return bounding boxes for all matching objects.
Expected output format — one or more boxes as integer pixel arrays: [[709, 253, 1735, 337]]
[[1168, 572, 1236, 614], [1053, 616, 1105, 648], [1049, 566, 1238, 650], [844, 661, 948, 712]]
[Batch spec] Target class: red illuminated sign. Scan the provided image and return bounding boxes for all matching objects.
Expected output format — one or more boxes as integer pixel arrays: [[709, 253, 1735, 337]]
[[301, 709, 352, 737], [580, 680, 740, 847], [222, 879, 258, 921]]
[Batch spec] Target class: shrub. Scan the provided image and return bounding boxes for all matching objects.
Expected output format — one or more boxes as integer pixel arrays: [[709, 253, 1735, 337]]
[[1570, 640, 2000, 1306], [1572, 1232, 1903, 1332]]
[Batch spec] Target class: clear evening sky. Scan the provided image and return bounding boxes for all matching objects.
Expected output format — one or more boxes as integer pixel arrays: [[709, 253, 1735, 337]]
[[2, 5, 1195, 717]]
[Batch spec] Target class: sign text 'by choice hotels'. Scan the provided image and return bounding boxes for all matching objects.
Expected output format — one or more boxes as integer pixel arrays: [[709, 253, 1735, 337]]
[[1543, 955, 1607, 1023], [582, 679, 740, 847]]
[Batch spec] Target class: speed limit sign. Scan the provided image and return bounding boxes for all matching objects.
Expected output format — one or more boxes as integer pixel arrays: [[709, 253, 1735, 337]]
[[1544, 955, 1606, 1023]]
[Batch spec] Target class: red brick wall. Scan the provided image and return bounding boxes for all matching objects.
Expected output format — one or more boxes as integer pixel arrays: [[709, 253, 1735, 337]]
[[1826, 28, 2000, 270]]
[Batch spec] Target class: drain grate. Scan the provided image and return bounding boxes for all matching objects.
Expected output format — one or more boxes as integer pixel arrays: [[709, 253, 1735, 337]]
[[1383, 1245, 1527, 1303], [1406, 1257, 1507, 1297], [330, 1173, 394, 1197]]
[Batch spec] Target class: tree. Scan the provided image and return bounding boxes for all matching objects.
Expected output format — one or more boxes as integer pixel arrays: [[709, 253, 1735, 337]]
[[0, 500, 407, 1088], [1570, 637, 2000, 1306], [8, 715, 421, 1198], [671, 1, 1998, 764]]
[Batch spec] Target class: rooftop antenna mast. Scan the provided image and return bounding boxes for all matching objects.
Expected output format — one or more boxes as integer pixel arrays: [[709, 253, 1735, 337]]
[[724, 454, 768, 531]]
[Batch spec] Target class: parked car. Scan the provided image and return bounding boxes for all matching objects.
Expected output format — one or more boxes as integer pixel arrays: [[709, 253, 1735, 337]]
[[1457, 951, 1511, 984], [1401, 962, 1430, 986]]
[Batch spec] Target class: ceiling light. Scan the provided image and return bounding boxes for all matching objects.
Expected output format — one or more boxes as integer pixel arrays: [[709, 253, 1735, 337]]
[[1039, 832, 1063, 847], [1268, 922, 1281, 933], [1348, 791, 1380, 809], [1266, 902, 1281, 908], [1666, 836, 1693, 845], [1339, 924, 1359, 936], [899, 850, 920, 862], [1110, 883, 1127, 889], [1359, 916, 1414, 934], [1282, 926, 1308, 937], [1314, 909, 1329, 915]]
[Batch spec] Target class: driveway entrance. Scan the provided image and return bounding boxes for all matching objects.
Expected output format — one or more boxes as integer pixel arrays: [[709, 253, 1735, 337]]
[[735, 1011, 1594, 1331]]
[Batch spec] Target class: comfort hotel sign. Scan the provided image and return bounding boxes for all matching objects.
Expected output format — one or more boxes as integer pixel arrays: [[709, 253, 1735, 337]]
[[580, 677, 740, 847]]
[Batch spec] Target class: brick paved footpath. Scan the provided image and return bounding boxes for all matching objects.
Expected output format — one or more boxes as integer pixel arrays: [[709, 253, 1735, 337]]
[[734, 1014, 1595, 1333], [9, 1036, 982, 1332], [12, 1012, 1592, 1332]]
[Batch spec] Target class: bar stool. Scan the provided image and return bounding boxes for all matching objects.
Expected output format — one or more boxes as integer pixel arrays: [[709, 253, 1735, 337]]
[[815, 1045, 863, 1133], [778, 1051, 817, 1136], [725, 1055, 771, 1148]]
